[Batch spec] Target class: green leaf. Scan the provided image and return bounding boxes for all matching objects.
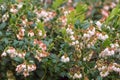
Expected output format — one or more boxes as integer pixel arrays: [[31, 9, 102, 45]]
[[52, 0, 67, 9], [13, 40, 18, 46], [102, 38, 111, 48], [25, 52, 30, 58], [0, 31, 3, 37], [67, 11, 76, 24], [50, 54, 57, 59], [76, 3, 87, 13], [19, 41, 24, 46], [81, 21, 90, 29], [13, 57, 23, 63], [55, 66, 60, 72], [97, 76, 103, 80], [2, 38, 9, 44], [106, 7, 120, 24], [74, 20, 80, 29], [75, 20, 90, 29], [0, 22, 7, 30], [10, 14, 17, 24], [61, 28, 66, 36], [6, 32, 12, 36], [4, 38, 9, 44], [37, 22, 45, 34]]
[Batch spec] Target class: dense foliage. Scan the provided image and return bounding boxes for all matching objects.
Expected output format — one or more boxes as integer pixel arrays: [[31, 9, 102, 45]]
[[0, 0, 120, 80]]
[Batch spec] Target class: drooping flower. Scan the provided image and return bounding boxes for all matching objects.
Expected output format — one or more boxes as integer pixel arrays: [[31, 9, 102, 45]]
[[61, 55, 70, 63], [28, 30, 34, 37], [73, 73, 82, 79], [1, 51, 7, 57], [100, 71, 109, 77], [17, 28, 25, 40]]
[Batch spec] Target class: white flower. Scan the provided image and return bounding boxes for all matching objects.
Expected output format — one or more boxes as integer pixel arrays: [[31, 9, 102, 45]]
[[61, 55, 70, 63], [22, 19, 28, 26], [110, 50, 115, 55], [70, 31, 74, 35], [110, 2, 116, 8], [44, 17, 50, 22], [17, 3, 23, 9], [68, 0, 72, 3], [99, 48, 115, 57], [112, 66, 120, 72], [100, 71, 109, 77], [1, 51, 7, 57], [38, 30, 42, 36], [88, 30, 95, 36], [104, 34, 108, 39], [90, 20, 93, 23], [6, 47, 16, 54], [21, 64, 26, 69], [28, 31, 34, 37], [83, 33, 90, 38], [70, 35, 75, 41], [96, 21, 102, 28], [23, 70, 29, 77], [41, 10, 48, 17], [101, 66, 107, 71], [116, 0, 119, 3], [73, 73, 82, 79], [75, 40, 79, 44], [10, 8, 18, 14], [114, 43, 119, 47], [1, 5, 5, 9], [64, 11, 69, 16], [103, 5, 109, 10], [36, 10, 47, 18], [28, 65, 36, 72], [2, 13, 9, 22], [87, 44, 91, 48], [98, 34, 108, 41], [66, 28, 74, 35], [107, 26, 110, 29], [83, 57, 87, 61], [71, 42, 75, 45], [112, 63, 120, 72], [110, 44, 115, 48]]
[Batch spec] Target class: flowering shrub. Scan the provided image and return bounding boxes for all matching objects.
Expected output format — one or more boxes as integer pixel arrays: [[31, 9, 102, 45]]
[[0, 0, 120, 80]]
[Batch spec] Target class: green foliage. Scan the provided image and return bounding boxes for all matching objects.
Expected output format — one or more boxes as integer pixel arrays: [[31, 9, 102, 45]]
[[67, 4, 87, 24], [52, 0, 67, 9], [0, 0, 120, 80]]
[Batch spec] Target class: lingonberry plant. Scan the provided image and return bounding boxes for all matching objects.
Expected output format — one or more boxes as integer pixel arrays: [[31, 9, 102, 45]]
[[0, 0, 120, 80]]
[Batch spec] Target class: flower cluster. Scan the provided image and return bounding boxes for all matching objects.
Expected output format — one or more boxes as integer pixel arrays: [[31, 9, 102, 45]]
[[10, 2, 23, 14], [17, 28, 25, 40], [83, 26, 97, 48], [16, 63, 36, 77], [0, 0, 120, 80], [35, 9, 56, 22], [69, 66, 82, 79], [66, 25, 79, 46], [97, 33, 109, 41], [96, 42, 120, 77], [35, 50, 49, 62], [59, 7, 74, 26], [99, 43, 119, 57], [72, 73, 82, 79], [95, 60, 120, 77], [86, 0, 118, 21], [1, 47, 26, 58], [1, 12, 9, 22], [34, 39, 47, 51], [112, 63, 120, 73]]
